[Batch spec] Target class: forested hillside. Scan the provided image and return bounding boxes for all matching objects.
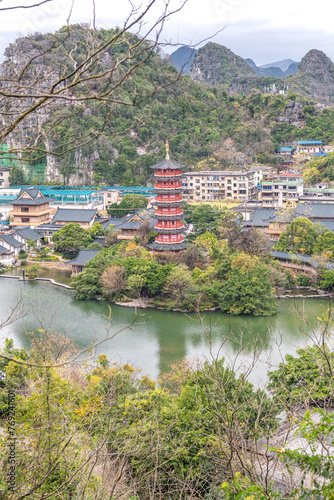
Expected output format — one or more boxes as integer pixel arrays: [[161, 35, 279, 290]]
[[2, 25, 334, 185]]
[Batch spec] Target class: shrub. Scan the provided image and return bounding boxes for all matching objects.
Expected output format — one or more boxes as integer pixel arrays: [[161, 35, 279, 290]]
[[297, 273, 311, 286], [21, 260, 26, 266]]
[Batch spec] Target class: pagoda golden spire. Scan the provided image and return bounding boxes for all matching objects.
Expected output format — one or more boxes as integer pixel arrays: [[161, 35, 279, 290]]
[[165, 140, 170, 160]]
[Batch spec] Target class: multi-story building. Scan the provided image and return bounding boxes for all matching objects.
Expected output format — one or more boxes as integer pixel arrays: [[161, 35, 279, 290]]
[[258, 173, 304, 207], [0, 168, 10, 188], [182, 169, 257, 202], [10, 188, 52, 227]]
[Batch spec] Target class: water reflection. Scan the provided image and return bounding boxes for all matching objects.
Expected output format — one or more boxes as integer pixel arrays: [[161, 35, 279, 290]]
[[0, 278, 332, 382]]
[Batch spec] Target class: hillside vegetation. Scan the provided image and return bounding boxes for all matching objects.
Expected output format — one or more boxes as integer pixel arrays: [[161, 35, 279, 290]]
[[2, 25, 334, 185]]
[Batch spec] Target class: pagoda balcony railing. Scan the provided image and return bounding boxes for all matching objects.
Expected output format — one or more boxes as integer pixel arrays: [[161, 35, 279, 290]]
[[152, 200, 185, 207], [153, 213, 184, 220], [154, 173, 182, 180], [155, 237, 185, 244], [154, 226, 185, 234], [154, 182, 182, 188], [155, 222, 184, 229], [154, 187, 183, 194]]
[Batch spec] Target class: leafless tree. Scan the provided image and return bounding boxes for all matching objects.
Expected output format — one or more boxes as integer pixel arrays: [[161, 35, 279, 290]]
[[0, 0, 190, 167], [100, 265, 126, 297]]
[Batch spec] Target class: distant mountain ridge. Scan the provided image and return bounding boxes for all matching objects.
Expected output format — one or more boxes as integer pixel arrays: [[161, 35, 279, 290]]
[[245, 58, 300, 77], [168, 46, 197, 74], [260, 59, 298, 71], [169, 46, 300, 78], [169, 43, 334, 103]]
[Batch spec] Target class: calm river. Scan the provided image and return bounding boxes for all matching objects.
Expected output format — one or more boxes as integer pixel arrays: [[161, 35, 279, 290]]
[[0, 276, 332, 385]]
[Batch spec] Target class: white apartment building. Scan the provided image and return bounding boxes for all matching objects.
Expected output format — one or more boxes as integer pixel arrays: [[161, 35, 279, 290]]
[[0, 168, 10, 188], [258, 173, 304, 207], [182, 170, 257, 202]]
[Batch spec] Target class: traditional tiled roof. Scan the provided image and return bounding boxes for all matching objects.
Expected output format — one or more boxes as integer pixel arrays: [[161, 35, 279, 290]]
[[0, 234, 24, 248], [68, 249, 102, 266], [150, 158, 185, 170], [271, 250, 334, 270], [0, 244, 11, 254], [52, 208, 97, 223], [12, 227, 42, 241], [11, 197, 50, 206], [101, 218, 125, 230], [11, 188, 51, 206], [147, 241, 187, 251], [243, 208, 276, 227]]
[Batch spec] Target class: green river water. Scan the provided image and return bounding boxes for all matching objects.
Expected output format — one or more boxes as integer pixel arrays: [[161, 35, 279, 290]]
[[0, 270, 332, 385]]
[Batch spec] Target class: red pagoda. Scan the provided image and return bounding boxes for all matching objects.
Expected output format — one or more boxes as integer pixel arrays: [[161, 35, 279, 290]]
[[147, 142, 187, 252]]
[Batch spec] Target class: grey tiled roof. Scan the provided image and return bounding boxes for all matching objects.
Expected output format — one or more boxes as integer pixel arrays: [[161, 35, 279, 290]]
[[147, 241, 187, 251], [243, 208, 276, 227], [36, 223, 65, 230], [150, 158, 185, 170], [119, 221, 143, 230], [12, 227, 41, 241], [0, 244, 11, 254], [0, 234, 24, 248], [11, 188, 51, 205], [11, 197, 51, 206], [271, 250, 334, 270], [68, 249, 102, 266], [52, 208, 97, 223], [299, 203, 334, 219], [101, 218, 125, 230]]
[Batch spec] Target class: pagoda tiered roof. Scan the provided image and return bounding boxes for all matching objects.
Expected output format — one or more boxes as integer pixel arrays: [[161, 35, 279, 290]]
[[147, 241, 188, 251], [150, 158, 185, 170]]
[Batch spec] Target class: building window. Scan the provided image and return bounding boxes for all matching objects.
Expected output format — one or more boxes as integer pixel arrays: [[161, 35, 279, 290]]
[[21, 207, 29, 213], [21, 217, 30, 223]]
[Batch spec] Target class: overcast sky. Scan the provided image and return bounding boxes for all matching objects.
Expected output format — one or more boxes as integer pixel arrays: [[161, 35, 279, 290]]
[[0, 0, 333, 65]]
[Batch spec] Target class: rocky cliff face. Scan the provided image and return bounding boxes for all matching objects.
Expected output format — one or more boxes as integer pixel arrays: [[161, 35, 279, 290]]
[[190, 42, 256, 84], [295, 49, 334, 102]]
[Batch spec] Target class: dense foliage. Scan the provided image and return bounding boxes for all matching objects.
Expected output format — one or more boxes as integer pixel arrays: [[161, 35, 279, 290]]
[[107, 193, 149, 217], [51, 222, 103, 253], [268, 344, 334, 410], [8, 25, 334, 185], [0, 336, 280, 499], [277, 217, 334, 260], [72, 215, 280, 315]]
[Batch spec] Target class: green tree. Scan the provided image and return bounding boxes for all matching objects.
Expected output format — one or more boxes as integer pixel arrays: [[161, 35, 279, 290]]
[[86, 241, 104, 250], [268, 344, 334, 410], [207, 253, 277, 316], [186, 205, 225, 239], [314, 230, 334, 258], [163, 265, 198, 307], [8, 166, 25, 185], [320, 269, 334, 290], [107, 194, 148, 218], [88, 221, 104, 239], [126, 274, 146, 298], [277, 217, 325, 255], [51, 223, 92, 253]]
